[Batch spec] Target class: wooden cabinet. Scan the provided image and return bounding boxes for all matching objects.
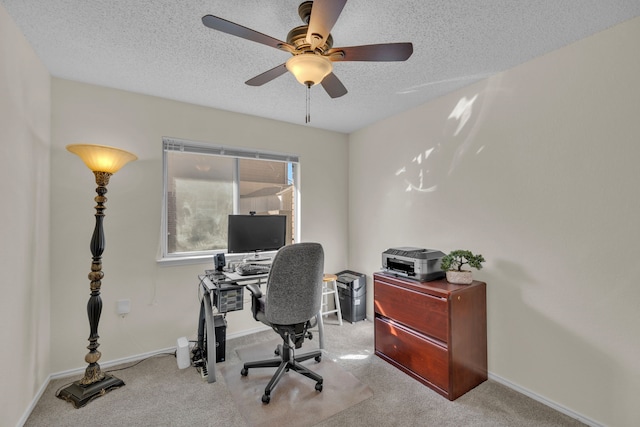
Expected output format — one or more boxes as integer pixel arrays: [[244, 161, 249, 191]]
[[374, 272, 487, 400]]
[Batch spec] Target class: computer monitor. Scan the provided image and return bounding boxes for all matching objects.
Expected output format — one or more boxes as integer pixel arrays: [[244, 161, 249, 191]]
[[227, 214, 287, 258]]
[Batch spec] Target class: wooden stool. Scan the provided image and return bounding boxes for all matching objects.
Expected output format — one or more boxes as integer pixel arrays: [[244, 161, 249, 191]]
[[321, 273, 342, 326]]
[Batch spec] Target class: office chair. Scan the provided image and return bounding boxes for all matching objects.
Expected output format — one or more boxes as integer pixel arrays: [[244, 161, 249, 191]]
[[241, 242, 324, 404]]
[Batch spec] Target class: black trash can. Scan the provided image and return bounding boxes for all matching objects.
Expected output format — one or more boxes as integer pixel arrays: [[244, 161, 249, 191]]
[[336, 270, 366, 323]]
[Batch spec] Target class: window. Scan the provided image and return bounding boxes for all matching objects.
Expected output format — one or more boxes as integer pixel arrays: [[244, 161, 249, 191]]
[[161, 137, 299, 261]]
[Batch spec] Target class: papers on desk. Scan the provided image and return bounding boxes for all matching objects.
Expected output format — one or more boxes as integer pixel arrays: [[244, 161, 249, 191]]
[[222, 270, 269, 282]]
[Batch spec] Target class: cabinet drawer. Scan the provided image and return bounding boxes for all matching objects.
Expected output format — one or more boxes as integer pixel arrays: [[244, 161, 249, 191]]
[[375, 316, 449, 392], [375, 279, 448, 342]]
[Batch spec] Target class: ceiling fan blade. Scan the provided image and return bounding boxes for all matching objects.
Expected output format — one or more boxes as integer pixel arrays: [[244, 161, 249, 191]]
[[202, 15, 291, 50], [306, 0, 347, 47], [321, 72, 348, 98], [245, 63, 288, 86], [327, 42, 414, 62]]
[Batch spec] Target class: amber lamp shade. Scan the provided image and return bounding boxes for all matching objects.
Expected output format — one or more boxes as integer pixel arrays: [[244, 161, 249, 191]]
[[66, 144, 138, 174]]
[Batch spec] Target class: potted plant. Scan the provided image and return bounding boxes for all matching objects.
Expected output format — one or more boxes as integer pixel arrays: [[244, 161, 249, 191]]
[[440, 250, 485, 284]]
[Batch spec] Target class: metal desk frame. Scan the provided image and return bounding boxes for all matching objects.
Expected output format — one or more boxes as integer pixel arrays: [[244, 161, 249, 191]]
[[198, 272, 325, 383]]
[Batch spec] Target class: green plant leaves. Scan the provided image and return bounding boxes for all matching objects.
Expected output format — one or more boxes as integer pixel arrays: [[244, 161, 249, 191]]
[[440, 250, 485, 272]]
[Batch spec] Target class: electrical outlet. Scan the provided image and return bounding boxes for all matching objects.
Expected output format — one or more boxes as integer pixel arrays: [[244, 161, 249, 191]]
[[116, 299, 131, 315]]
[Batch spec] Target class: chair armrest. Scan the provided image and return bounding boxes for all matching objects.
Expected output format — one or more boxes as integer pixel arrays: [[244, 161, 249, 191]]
[[245, 283, 262, 298], [246, 283, 264, 322]]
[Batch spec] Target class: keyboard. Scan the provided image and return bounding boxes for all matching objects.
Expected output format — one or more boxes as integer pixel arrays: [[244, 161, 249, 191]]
[[235, 263, 271, 276]]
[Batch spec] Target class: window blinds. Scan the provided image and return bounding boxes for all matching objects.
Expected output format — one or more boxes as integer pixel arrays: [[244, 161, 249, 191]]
[[163, 137, 299, 163]]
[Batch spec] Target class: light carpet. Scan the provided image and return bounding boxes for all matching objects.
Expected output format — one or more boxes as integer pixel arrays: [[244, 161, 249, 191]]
[[24, 319, 586, 426], [221, 339, 373, 427]]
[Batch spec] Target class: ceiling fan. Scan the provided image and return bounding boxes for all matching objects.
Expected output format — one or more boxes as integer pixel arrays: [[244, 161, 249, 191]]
[[202, 0, 414, 100]]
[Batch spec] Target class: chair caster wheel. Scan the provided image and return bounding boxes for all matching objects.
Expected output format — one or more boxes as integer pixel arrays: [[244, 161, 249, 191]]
[[241, 368, 248, 376], [262, 394, 270, 404], [315, 355, 322, 363], [315, 382, 323, 392]]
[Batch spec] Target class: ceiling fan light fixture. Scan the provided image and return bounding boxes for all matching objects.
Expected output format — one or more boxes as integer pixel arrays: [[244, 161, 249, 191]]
[[286, 54, 333, 86]]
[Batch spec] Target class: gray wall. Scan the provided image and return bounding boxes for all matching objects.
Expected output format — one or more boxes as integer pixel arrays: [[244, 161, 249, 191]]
[[49, 78, 349, 374], [0, 5, 51, 426], [4, 1, 640, 424], [349, 16, 640, 427]]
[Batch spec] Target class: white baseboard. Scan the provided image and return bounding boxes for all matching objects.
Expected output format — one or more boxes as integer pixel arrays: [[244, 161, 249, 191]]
[[17, 347, 176, 427], [19, 330, 268, 424], [17, 373, 51, 427], [49, 346, 176, 380], [488, 372, 603, 427], [47, 326, 269, 382], [20, 337, 601, 427]]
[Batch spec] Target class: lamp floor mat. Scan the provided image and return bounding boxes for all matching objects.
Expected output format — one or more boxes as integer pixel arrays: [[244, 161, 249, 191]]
[[220, 340, 373, 427]]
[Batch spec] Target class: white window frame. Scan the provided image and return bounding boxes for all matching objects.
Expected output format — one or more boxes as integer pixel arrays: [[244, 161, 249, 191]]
[[159, 137, 300, 265]]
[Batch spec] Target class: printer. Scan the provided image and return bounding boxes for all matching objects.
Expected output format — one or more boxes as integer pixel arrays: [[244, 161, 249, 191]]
[[382, 247, 445, 281]]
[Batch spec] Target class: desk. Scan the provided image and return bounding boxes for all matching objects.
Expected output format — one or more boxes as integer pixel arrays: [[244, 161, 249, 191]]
[[197, 271, 326, 383], [198, 271, 268, 383]]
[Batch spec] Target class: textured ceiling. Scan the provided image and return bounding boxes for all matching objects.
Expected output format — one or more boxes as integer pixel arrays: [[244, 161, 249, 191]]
[[3, 1, 640, 134]]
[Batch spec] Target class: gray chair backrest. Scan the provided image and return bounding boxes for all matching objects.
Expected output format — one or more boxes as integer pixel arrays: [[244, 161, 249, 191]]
[[264, 242, 324, 326]]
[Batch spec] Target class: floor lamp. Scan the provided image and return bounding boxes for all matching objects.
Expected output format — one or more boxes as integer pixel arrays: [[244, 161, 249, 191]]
[[58, 143, 137, 408]]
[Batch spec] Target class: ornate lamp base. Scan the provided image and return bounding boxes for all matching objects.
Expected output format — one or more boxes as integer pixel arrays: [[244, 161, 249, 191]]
[[57, 374, 125, 408]]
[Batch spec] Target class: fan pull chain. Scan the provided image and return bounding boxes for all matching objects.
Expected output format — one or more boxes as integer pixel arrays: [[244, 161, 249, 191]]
[[305, 83, 311, 123]]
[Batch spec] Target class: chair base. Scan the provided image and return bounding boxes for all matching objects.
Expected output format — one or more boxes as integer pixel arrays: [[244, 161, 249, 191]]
[[241, 344, 323, 404]]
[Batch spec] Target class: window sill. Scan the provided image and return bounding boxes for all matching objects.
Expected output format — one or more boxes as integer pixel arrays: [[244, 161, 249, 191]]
[[156, 255, 213, 267]]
